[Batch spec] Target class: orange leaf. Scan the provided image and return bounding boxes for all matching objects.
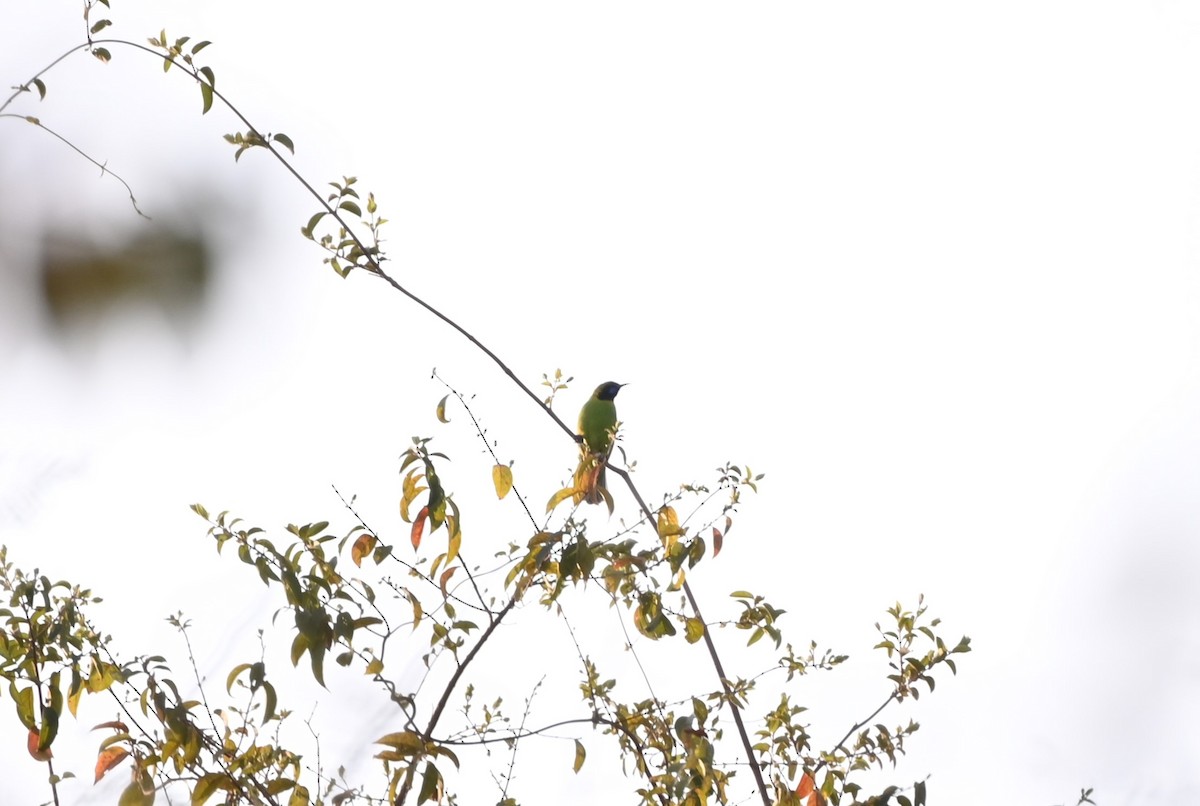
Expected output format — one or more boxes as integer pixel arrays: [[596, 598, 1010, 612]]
[[351, 533, 376, 567], [796, 772, 815, 798], [95, 746, 129, 782], [27, 729, 51, 761], [92, 720, 129, 732], [439, 566, 457, 598], [411, 507, 428, 550], [713, 527, 723, 557]]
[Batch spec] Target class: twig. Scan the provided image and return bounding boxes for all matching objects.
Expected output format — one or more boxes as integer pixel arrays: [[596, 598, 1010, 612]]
[[812, 692, 899, 775]]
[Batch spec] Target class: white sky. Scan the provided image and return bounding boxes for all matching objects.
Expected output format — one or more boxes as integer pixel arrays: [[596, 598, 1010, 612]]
[[3, 2, 1200, 804]]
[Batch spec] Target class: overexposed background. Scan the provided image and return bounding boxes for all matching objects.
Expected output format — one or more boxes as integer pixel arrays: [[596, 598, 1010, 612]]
[[3, 2, 1200, 804]]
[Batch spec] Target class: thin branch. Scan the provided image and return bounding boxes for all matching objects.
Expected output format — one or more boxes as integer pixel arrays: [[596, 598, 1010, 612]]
[[0, 113, 149, 217], [812, 691, 899, 775], [500, 676, 544, 801], [173, 616, 223, 741], [0, 43, 90, 114]]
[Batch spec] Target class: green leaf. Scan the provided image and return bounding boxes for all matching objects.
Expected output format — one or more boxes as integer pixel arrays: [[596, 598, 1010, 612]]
[[339, 200, 362, 216], [417, 763, 441, 804], [38, 705, 59, 752], [192, 40, 212, 54], [308, 641, 327, 687], [302, 211, 326, 239], [31, 78, 46, 100], [90, 19, 112, 34], [273, 133, 294, 154], [692, 697, 708, 725], [290, 632, 308, 667], [13, 683, 36, 730], [93, 47, 112, 63], [119, 776, 156, 806], [262, 681, 278, 721]]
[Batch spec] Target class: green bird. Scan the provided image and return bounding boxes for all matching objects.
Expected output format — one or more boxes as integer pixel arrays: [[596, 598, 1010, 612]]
[[574, 381, 624, 506]]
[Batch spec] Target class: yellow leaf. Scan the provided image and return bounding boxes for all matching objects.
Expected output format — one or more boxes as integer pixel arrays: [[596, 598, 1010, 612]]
[[492, 464, 513, 499], [573, 739, 586, 773], [545, 486, 576, 513], [657, 506, 683, 548], [351, 533, 376, 567], [445, 523, 462, 568], [375, 730, 425, 755], [436, 394, 451, 423], [192, 772, 231, 806]]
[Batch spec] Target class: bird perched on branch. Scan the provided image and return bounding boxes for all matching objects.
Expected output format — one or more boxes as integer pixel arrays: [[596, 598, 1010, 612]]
[[574, 381, 624, 506]]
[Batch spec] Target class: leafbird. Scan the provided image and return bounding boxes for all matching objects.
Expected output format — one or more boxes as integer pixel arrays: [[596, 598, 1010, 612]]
[[574, 381, 624, 506]]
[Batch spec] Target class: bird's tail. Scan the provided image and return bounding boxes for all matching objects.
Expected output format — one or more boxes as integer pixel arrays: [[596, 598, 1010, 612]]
[[573, 450, 608, 506]]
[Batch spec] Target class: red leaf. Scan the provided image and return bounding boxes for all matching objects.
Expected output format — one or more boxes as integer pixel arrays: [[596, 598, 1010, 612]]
[[27, 729, 51, 761], [411, 507, 428, 550], [796, 772, 815, 797], [713, 527, 724, 557]]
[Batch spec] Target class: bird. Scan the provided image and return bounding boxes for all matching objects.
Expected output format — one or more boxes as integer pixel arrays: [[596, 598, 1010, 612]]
[[574, 381, 624, 505]]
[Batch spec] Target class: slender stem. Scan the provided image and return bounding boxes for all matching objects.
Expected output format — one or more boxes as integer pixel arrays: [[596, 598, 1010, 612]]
[[0, 114, 148, 217], [812, 692, 898, 776]]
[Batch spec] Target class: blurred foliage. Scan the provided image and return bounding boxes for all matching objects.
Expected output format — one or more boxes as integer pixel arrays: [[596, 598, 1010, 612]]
[[39, 228, 209, 328]]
